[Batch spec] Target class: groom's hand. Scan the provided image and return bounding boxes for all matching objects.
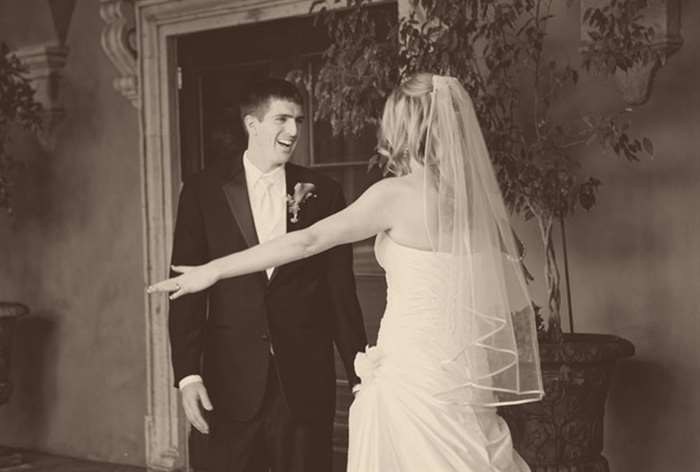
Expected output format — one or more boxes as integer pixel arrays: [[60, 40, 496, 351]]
[[181, 381, 213, 434]]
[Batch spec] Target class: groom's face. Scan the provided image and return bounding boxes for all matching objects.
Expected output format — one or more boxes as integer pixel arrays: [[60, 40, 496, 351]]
[[246, 98, 304, 168]]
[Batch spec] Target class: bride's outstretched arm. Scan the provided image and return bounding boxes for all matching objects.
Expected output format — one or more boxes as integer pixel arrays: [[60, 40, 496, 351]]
[[147, 179, 397, 299]]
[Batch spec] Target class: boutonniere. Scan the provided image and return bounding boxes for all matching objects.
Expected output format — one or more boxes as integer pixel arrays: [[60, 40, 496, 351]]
[[287, 182, 317, 223]]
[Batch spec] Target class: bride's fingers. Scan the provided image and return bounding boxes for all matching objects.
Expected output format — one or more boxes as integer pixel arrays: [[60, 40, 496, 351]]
[[170, 287, 187, 300], [146, 281, 166, 293], [146, 278, 180, 294]]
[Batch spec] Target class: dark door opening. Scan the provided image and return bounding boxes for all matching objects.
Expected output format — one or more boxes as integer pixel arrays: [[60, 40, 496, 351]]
[[175, 5, 394, 470]]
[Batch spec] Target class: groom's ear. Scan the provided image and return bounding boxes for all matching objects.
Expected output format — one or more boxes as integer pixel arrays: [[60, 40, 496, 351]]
[[243, 114, 258, 136]]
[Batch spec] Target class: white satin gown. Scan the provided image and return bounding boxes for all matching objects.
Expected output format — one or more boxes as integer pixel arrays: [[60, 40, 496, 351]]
[[347, 232, 530, 472]]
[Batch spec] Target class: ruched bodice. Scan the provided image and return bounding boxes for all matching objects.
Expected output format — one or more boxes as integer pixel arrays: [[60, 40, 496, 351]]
[[373, 232, 454, 367], [376, 231, 449, 317]]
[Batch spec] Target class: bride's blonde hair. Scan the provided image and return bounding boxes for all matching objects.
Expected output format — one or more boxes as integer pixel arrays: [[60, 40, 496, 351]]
[[378, 72, 442, 176]]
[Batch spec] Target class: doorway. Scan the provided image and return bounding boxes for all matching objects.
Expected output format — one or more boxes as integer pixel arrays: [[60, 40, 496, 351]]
[[176, 12, 383, 197], [174, 6, 392, 470]]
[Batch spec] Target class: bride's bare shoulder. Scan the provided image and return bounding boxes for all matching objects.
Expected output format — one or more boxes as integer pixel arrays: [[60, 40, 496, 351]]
[[358, 175, 421, 218], [372, 174, 421, 192], [363, 175, 400, 194]]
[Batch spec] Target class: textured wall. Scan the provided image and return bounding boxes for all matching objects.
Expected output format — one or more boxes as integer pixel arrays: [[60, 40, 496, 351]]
[[0, 0, 146, 465]]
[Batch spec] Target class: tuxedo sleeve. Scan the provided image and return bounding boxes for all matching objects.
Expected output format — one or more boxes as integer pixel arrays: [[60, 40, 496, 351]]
[[168, 179, 208, 388], [325, 184, 368, 388]]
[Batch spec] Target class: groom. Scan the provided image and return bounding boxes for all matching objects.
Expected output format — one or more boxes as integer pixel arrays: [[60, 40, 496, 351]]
[[168, 78, 367, 471]]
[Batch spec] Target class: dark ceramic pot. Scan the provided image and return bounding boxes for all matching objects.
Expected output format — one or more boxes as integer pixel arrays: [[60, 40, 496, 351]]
[[0, 302, 28, 406], [500, 333, 635, 472]]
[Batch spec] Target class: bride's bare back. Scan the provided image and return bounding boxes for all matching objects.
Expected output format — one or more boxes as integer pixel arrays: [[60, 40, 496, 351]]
[[380, 169, 436, 251]]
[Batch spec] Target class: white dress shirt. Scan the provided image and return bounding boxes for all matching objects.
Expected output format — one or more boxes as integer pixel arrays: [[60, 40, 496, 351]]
[[179, 152, 287, 390]]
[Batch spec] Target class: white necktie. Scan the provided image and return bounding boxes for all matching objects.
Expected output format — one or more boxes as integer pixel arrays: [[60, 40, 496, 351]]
[[254, 175, 277, 242], [253, 174, 281, 278]]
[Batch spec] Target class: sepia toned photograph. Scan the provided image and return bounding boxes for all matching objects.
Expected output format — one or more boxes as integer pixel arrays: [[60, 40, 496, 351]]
[[0, 1, 696, 471]]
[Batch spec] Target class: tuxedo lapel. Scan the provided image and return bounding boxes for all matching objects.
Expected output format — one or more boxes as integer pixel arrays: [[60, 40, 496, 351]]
[[221, 157, 258, 248], [221, 154, 267, 287], [268, 163, 305, 285]]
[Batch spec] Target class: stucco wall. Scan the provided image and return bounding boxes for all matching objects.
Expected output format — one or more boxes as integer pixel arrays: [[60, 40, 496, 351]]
[[0, 0, 146, 465], [515, 1, 700, 470]]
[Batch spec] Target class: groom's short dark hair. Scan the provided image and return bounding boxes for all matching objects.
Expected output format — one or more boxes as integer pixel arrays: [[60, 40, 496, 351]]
[[239, 78, 304, 122]]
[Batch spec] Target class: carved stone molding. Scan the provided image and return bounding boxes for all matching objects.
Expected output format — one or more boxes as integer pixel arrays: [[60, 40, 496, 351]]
[[100, 0, 139, 107], [613, 59, 660, 106], [581, 0, 683, 106], [13, 43, 69, 151]]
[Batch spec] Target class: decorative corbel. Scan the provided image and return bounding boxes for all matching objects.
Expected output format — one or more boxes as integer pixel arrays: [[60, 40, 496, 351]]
[[581, 0, 683, 106], [99, 0, 139, 108], [13, 43, 69, 151]]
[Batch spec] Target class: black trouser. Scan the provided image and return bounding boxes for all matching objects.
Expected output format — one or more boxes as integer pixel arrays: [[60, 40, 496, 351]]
[[192, 357, 334, 472]]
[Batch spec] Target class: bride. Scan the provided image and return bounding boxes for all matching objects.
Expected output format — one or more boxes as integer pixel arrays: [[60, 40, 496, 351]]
[[149, 73, 543, 471]]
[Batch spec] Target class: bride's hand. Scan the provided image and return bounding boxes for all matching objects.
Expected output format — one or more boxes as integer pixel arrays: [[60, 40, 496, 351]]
[[146, 264, 219, 300]]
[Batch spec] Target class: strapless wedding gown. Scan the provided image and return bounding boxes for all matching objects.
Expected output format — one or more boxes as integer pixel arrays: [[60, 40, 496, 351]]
[[347, 232, 530, 472]]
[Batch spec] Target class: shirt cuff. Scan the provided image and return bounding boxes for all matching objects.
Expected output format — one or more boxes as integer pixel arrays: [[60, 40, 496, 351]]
[[178, 375, 203, 390]]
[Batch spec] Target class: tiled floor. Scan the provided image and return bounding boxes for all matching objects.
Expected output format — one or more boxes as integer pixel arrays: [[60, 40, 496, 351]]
[[0, 450, 144, 472], [0, 449, 347, 471]]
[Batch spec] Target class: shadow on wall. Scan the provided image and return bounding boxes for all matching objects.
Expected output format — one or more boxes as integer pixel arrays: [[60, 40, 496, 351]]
[[7, 138, 57, 232], [6, 313, 58, 448], [605, 358, 673, 470]]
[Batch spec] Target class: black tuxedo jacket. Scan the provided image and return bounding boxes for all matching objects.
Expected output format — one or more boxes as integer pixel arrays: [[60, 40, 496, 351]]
[[168, 153, 367, 421]]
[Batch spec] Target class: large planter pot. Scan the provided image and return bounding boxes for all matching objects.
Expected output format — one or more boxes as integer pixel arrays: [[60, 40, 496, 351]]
[[0, 302, 28, 468], [0, 302, 28, 406], [500, 333, 635, 472]]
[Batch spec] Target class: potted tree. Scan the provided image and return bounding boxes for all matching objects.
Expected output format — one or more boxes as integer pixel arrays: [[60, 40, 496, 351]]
[[1, 41, 42, 213], [0, 41, 41, 466], [310, 0, 664, 469]]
